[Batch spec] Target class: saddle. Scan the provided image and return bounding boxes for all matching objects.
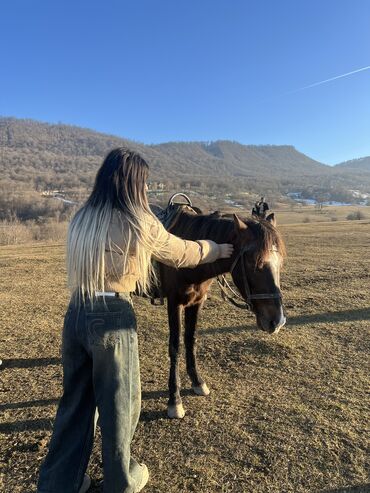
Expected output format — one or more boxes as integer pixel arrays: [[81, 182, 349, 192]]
[[153, 193, 201, 230]]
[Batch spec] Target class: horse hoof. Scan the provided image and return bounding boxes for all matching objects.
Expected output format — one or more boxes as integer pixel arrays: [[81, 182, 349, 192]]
[[192, 383, 210, 396], [167, 403, 186, 419]]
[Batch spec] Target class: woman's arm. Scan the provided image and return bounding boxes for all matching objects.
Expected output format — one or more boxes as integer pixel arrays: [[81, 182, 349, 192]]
[[149, 216, 233, 268]]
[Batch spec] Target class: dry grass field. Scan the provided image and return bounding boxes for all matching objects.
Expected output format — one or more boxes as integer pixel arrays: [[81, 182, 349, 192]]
[[0, 219, 369, 493], [262, 204, 368, 225]]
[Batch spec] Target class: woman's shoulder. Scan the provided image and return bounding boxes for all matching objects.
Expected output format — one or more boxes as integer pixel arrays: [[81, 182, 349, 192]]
[[111, 208, 154, 223], [109, 209, 129, 235]]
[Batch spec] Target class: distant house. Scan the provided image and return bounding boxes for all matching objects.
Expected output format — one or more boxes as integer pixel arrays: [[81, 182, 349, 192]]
[[41, 190, 65, 197], [148, 182, 165, 191]]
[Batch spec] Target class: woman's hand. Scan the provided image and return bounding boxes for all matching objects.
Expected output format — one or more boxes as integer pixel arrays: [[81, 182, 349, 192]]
[[218, 243, 234, 259]]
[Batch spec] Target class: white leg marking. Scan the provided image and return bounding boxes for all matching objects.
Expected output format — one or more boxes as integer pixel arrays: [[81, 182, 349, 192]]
[[192, 382, 210, 396], [167, 403, 186, 419]]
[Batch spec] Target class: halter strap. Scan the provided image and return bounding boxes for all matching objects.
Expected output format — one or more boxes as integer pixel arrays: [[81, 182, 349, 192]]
[[226, 245, 282, 310]]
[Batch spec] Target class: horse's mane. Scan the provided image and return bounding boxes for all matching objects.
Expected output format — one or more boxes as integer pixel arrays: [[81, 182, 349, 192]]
[[170, 209, 286, 266]]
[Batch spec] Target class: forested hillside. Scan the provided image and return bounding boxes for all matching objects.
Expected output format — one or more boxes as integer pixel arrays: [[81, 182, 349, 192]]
[[0, 117, 330, 189], [335, 156, 370, 171], [1, 117, 369, 223]]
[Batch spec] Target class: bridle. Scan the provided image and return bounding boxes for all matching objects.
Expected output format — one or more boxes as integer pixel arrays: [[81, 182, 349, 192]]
[[217, 244, 282, 311]]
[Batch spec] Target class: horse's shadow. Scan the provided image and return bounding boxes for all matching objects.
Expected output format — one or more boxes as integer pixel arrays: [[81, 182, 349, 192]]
[[319, 486, 370, 493], [286, 307, 370, 326], [201, 307, 370, 336]]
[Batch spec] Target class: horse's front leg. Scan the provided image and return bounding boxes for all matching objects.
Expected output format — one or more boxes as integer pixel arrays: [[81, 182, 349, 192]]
[[184, 302, 210, 397], [167, 300, 185, 419]]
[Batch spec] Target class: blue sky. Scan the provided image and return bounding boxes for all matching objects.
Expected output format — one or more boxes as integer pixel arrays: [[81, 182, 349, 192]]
[[1, 0, 370, 164]]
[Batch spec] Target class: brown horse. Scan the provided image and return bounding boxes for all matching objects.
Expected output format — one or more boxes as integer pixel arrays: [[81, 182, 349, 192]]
[[157, 207, 286, 418]]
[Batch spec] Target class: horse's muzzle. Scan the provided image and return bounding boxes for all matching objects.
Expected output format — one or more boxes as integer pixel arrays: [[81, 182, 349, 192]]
[[257, 314, 286, 334]]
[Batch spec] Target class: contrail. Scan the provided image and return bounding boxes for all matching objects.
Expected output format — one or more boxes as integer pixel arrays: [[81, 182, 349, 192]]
[[289, 65, 370, 94]]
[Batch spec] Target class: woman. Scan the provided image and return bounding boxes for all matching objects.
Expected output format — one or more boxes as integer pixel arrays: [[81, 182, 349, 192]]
[[37, 148, 233, 493]]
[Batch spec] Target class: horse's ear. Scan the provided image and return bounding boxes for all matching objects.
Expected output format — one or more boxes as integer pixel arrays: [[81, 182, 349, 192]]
[[233, 214, 248, 231], [266, 213, 276, 226]]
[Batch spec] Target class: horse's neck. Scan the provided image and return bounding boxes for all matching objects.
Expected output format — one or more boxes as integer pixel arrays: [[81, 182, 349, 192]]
[[190, 257, 233, 284], [177, 212, 234, 243]]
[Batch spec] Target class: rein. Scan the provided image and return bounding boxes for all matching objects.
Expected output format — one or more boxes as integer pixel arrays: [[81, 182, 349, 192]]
[[217, 245, 282, 311]]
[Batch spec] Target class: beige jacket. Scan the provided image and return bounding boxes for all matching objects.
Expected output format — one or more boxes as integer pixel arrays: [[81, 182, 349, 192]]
[[104, 210, 220, 292]]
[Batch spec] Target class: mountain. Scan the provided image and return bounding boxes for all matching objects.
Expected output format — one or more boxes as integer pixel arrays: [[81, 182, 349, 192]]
[[150, 140, 329, 178], [0, 116, 369, 222], [335, 157, 370, 171], [0, 116, 332, 187]]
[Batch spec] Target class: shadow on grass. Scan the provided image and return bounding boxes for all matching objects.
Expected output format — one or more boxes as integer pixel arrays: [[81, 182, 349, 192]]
[[287, 308, 370, 326], [141, 389, 167, 400], [202, 324, 255, 335], [1, 357, 61, 369], [319, 486, 370, 493], [0, 397, 59, 412], [140, 409, 168, 422], [0, 390, 193, 428], [202, 307, 370, 335], [0, 418, 53, 434], [0, 410, 168, 432], [0, 388, 194, 415], [142, 388, 194, 400]]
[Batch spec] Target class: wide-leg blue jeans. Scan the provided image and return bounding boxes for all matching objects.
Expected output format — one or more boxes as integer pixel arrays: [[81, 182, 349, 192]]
[[37, 294, 145, 493]]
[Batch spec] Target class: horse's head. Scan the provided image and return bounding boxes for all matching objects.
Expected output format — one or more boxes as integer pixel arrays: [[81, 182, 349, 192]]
[[230, 213, 286, 334]]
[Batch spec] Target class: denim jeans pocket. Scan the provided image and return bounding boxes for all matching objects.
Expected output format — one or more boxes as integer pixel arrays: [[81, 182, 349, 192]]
[[86, 311, 136, 348]]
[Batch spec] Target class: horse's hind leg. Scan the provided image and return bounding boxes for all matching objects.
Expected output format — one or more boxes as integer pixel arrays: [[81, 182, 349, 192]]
[[167, 301, 185, 419], [184, 303, 210, 397]]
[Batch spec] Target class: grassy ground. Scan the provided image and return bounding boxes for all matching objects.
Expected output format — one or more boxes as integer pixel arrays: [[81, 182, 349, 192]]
[[273, 204, 369, 225], [0, 220, 369, 493], [218, 204, 369, 226]]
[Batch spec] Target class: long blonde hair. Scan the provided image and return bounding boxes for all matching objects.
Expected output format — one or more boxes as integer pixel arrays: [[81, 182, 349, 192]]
[[67, 148, 159, 300]]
